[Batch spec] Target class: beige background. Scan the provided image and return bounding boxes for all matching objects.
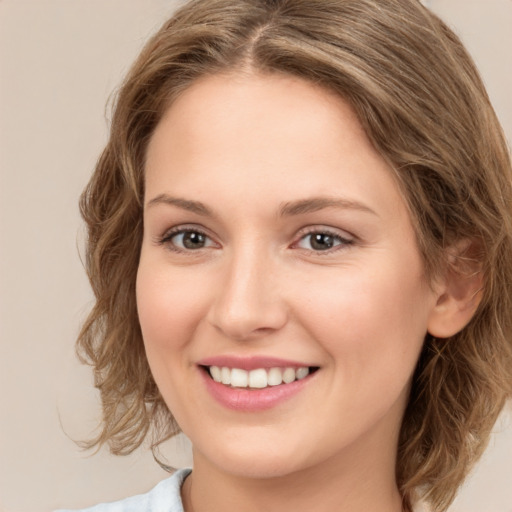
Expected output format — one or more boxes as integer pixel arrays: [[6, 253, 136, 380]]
[[0, 1, 511, 511]]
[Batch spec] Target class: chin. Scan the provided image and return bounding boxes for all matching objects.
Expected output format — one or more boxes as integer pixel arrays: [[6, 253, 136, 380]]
[[215, 456, 309, 480], [193, 436, 314, 480]]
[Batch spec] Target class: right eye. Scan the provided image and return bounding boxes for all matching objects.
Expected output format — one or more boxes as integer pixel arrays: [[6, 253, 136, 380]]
[[159, 228, 217, 252]]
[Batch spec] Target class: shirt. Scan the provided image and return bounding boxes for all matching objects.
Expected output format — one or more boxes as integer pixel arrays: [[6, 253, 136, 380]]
[[56, 468, 192, 512], [57, 467, 430, 512]]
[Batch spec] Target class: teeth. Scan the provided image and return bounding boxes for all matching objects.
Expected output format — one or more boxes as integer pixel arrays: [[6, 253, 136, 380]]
[[267, 367, 283, 386], [248, 368, 267, 388], [282, 367, 296, 384], [230, 368, 248, 388], [296, 367, 309, 380], [210, 366, 222, 382], [221, 367, 231, 385], [208, 366, 311, 388]]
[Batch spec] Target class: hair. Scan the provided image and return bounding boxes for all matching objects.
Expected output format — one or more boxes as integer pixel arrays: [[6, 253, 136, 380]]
[[77, 0, 512, 510]]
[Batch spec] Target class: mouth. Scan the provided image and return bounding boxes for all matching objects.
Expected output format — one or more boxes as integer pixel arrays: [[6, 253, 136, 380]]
[[200, 365, 320, 389]]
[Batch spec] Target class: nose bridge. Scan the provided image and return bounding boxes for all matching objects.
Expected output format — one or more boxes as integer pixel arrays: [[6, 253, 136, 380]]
[[208, 240, 287, 340]]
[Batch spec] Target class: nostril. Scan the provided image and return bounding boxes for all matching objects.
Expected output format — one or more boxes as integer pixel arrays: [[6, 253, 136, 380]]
[[206, 279, 289, 341]]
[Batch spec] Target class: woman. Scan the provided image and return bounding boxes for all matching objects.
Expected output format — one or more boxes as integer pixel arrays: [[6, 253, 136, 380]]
[[64, 0, 512, 511]]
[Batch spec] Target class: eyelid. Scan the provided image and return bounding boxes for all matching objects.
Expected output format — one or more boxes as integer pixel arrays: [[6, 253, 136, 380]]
[[291, 226, 356, 253], [155, 224, 219, 252], [154, 223, 356, 254]]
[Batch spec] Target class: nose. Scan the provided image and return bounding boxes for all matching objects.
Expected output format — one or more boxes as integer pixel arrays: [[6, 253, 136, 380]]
[[207, 247, 288, 341]]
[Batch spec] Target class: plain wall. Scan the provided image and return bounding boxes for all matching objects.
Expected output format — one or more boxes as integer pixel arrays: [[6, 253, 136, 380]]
[[0, 1, 511, 511]]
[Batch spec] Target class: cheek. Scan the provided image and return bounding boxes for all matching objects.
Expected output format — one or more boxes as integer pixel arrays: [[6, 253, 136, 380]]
[[135, 261, 211, 425], [293, 260, 432, 367], [136, 262, 206, 357]]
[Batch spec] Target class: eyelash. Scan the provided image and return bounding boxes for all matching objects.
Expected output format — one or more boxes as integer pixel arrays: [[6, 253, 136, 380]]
[[294, 228, 354, 254], [157, 226, 214, 253], [156, 226, 355, 255]]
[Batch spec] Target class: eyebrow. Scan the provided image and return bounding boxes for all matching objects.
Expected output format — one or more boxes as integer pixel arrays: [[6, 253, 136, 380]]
[[146, 194, 378, 218], [146, 194, 214, 216], [279, 197, 378, 217]]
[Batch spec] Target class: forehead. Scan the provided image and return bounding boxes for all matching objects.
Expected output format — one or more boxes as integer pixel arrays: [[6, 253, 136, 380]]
[[145, 71, 407, 224], [149, 71, 369, 162]]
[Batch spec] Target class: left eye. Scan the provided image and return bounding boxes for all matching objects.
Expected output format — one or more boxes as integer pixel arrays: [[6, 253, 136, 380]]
[[296, 231, 351, 251], [166, 230, 215, 250]]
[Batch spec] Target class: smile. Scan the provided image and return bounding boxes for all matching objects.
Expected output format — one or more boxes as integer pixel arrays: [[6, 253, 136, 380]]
[[207, 366, 313, 389], [197, 356, 320, 411]]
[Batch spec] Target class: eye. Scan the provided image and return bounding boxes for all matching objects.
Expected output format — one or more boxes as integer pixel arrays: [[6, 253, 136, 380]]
[[159, 228, 217, 252], [296, 230, 353, 252]]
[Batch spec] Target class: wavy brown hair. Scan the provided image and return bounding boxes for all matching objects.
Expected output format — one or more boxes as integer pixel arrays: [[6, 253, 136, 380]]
[[77, 0, 512, 510]]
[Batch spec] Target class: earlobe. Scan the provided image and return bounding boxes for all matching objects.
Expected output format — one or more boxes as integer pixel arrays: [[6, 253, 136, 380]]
[[427, 240, 484, 339]]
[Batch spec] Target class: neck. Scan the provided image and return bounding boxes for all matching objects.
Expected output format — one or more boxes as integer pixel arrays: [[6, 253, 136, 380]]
[[181, 438, 404, 512]]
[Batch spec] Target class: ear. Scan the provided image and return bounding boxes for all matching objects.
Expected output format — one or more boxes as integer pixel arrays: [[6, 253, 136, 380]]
[[427, 239, 484, 339]]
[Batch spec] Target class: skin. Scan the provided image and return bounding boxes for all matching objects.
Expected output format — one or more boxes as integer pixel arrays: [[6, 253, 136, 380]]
[[137, 71, 462, 512]]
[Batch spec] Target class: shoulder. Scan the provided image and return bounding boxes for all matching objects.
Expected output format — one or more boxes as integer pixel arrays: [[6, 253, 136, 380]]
[[55, 468, 192, 512]]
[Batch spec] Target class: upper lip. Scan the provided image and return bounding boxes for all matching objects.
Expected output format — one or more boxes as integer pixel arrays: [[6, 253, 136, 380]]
[[197, 355, 317, 371]]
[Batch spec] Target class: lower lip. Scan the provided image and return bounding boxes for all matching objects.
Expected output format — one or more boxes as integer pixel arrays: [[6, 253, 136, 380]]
[[200, 368, 315, 412]]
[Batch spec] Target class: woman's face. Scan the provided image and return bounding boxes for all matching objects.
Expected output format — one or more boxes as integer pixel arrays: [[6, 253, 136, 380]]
[[137, 72, 440, 478]]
